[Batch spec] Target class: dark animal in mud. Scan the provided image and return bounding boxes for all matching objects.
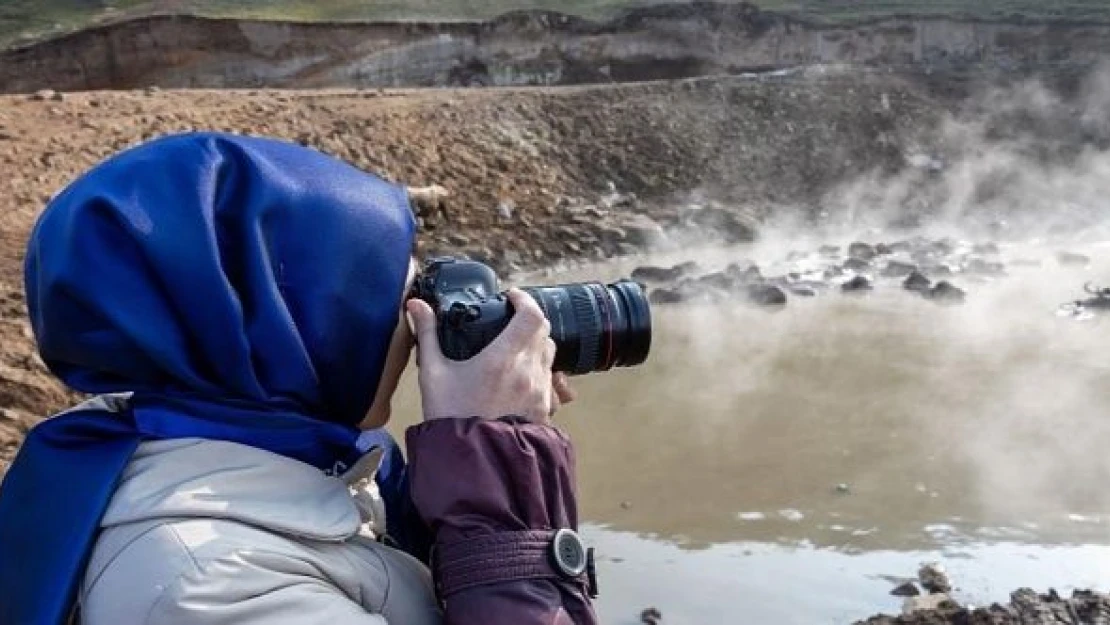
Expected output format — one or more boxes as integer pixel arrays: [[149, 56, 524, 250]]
[[841, 275, 874, 293], [633, 262, 700, 283], [1068, 282, 1110, 310], [925, 281, 966, 304]]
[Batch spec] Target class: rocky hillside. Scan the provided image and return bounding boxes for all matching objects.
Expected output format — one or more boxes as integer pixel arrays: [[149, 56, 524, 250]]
[[2, 3, 1109, 93], [0, 71, 941, 468]]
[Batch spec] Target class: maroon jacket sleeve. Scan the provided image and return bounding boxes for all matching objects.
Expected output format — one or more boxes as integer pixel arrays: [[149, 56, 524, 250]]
[[406, 417, 598, 625]]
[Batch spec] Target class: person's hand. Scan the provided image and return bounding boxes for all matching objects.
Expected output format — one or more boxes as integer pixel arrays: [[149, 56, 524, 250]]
[[406, 289, 576, 424]]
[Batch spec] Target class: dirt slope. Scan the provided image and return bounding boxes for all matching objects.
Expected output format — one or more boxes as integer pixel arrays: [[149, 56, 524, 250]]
[[0, 73, 938, 470]]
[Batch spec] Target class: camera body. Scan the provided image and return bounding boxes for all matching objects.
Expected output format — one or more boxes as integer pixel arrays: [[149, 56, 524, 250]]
[[410, 256, 652, 375], [410, 257, 515, 363]]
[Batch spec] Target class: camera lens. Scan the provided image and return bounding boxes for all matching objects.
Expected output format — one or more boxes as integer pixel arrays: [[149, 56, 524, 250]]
[[522, 280, 652, 375]]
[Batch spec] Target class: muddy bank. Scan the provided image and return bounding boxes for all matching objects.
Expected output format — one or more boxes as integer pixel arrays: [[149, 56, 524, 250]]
[[3, 2, 1110, 93], [853, 565, 1110, 624], [857, 589, 1110, 624]]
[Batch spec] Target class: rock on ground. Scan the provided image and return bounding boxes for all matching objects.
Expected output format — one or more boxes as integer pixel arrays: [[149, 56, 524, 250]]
[[857, 589, 1110, 625]]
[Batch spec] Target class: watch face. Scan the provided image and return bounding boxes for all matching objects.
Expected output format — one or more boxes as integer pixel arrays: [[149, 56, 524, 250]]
[[551, 528, 587, 578]]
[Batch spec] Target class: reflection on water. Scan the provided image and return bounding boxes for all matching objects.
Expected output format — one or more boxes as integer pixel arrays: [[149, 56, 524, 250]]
[[393, 237, 1110, 622], [583, 524, 1110, 625]]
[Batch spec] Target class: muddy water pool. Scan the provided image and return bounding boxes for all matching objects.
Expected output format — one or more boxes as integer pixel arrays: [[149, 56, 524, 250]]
[[392, 236, 1110, 624]]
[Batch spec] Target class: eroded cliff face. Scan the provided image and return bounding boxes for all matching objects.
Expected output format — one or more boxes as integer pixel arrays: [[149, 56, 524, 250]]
[[1, 4, 1108, 92]]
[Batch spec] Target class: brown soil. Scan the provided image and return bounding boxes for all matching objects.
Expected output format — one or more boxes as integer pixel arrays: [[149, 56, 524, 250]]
[[0, 73, 940, 473]]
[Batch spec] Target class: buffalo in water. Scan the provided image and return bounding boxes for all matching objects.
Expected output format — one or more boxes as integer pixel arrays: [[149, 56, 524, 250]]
[[1081, 282, 1110, 307], [1059, 283, 1110, 319]]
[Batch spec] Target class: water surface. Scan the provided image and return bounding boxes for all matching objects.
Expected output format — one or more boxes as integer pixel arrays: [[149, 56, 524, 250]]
[[394, 237, 1110, 623]]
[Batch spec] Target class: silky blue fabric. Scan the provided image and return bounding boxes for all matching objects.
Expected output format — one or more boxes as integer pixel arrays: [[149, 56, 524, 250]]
[[0, 133, 422, 624]]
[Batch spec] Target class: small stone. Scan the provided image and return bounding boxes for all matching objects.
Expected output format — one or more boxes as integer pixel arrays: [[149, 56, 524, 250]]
[[688, 207, 755, 243], [903, 271, 931, 293], [595, 225, 627, 244], [932, 238, 958, 255], [841, 275, 873, 293], [600, 191, 638, 210], [835, 483, 851, 494], [922, 263, 953, 277], [30, 89, 56, 101], [726, 261, 762, 284], [496, 201, 514, 220], [621, 215, 667, 248], [903, 593, 956, 615], [891, 581, 921, 597], [697, 272, 734, 291], [673, 261, 700, 275], [616, 243, 639, 256], [843, 257, 871, 272], [785, 283, 818, 297], [882, 260, 917, 278], [745, 284, 787, 306], [640, 607, 662, 625], [888, 240, 915, 253], [848, 241, 877, 261], [447, 233, 471, 247], [911, 248, 937, 265], [632, 265, 682, 283], [648, 288, 684, 305], [620, 501, 633, 510], [926, 281, 966, 304], [918, 562, 953, 594]]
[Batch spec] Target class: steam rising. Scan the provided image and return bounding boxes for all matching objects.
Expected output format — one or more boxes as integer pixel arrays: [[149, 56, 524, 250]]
[[559, 65, 1110, 550], [816, 65, 1110, 526], [826, 63, 1110, 240]]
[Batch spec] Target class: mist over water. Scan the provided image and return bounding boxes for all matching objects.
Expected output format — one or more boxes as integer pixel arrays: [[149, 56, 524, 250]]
[[393, 70, 1110, 621], [539, 240, 1110, 622], [557, 68, 1110, 553], [823, 64, 1110, 240], [550, 237, 1110, 545], [462, 233, 1110, 622]]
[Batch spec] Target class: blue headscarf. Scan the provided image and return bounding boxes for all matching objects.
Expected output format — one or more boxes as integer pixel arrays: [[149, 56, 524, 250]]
[[0, 132, 428, 624]]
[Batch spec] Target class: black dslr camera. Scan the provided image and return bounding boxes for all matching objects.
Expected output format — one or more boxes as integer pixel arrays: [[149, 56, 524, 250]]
[[410, 257, 652, 375]]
